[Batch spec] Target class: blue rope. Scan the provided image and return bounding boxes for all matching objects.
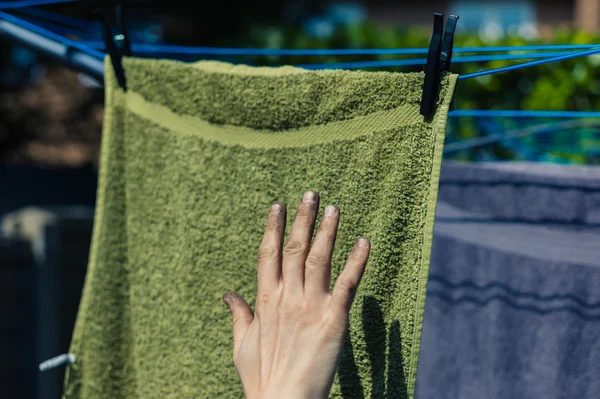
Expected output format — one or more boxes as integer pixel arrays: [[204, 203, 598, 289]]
[[296, 51, 574, 69], [76, 41, 587, 70], [454, 51, 579, 64], [459, 46, 600, 80], [453, 44, 600, 53], [450, 110, 600, 118], [444, 121, 599, 154], [0, 0, 76, 9], [2, 6, 600, 102], [0, 11, 104, 59], [299, 59, 424, 69], [79, 41, 600, 56]]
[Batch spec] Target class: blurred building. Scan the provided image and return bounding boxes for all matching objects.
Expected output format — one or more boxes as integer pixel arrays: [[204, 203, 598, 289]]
[[367, 0, 600, 37]]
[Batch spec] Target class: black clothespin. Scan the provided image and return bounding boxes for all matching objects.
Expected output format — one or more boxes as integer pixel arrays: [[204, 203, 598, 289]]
[[94, 3, 132, 90], [420, 13, 459, 120]]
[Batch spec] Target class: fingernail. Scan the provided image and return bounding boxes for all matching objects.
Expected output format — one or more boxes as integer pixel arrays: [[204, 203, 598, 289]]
[[270, 203, 282, 214], [325, 205, 336, 216], [302, 190, 316, 203], [357, 237, 369, 248], [222, 293, 231, 306]]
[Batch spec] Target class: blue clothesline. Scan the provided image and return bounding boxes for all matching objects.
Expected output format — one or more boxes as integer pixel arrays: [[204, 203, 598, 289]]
[[70, 41, 600, 72], [2, 0, 598, 56], [459, 46, 600, 80], [81, 41, 600, 56], [3, 1, 600, 67], [4, 0, 600, 60], [450, 110, 600, 118], [443, 120, 600, 154], [52, 48, 576, 68], [2, 0, 600, 66], [3, 8, 600, 83], [295, 51, 581, 69], [0, 0, 76, 9]]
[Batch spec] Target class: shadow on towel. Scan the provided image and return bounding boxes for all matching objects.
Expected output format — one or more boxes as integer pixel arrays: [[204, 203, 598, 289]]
[[338, 295, 407, 399]]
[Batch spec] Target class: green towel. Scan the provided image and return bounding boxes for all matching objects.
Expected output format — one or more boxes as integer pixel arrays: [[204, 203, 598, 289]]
[[63, 57, 457, 399]]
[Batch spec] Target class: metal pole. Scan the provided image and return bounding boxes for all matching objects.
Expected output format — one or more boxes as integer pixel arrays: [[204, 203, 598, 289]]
[[0, 11, 104, 83]]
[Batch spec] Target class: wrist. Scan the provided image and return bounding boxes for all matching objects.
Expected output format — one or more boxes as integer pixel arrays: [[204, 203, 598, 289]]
[[254, 390, 319, 399]]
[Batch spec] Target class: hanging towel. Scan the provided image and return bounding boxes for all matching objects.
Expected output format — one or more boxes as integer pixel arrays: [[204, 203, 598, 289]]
[[417, 161, 600, 399], [63, 58, 458, 399]]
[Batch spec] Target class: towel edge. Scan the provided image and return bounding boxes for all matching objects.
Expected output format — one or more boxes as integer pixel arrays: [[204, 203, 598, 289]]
[[406, 73, 459, 398]]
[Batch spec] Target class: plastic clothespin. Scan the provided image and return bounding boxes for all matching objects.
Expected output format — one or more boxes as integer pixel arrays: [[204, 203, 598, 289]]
[[420, 13, 459, 119], [94, 3, 132, 90]]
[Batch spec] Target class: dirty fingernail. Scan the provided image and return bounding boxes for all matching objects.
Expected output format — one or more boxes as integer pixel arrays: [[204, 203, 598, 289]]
[[302, 190, 316, 203], [270, 203, 282, 214], [325, 205, 336, 216]]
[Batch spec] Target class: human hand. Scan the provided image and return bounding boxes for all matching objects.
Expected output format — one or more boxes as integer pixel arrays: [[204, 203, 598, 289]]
[[222, 190, 370, 399]]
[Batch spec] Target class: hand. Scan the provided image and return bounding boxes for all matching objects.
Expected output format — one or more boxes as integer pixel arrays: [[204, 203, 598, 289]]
[[222, 190, 370, 399]]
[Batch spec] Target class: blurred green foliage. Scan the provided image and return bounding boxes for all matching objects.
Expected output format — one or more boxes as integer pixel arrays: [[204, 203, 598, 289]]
[[233, 23, 600, 164]]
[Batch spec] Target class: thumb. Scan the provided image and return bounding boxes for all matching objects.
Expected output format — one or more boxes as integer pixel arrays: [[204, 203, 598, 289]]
[[223, 291, 254, 355]]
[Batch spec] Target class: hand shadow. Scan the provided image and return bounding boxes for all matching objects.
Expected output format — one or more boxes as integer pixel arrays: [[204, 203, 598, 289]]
[[338, 295, 408, 399]]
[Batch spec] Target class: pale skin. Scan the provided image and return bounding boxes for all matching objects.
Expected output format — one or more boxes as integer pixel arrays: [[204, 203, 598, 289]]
[[222, 190, 371, 399]]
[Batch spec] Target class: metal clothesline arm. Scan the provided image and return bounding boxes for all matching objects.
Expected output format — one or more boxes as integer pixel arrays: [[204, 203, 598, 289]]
[[0, 10, 104, 82]]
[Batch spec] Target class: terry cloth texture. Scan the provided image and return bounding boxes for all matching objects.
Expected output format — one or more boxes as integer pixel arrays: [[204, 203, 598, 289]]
[[416, 161, 600, 399], [63, 57, 457, 399]]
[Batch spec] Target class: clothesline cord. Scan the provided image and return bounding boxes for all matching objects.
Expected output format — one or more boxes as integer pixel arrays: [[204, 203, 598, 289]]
[[444, 120, 600, 154], [2, 7, 600, 93], [3, 0, 599, 58], [450, 110, 600, 118], [296, 51, 580, 69], [80, 41, 600, 56], [459, 46, 600, 80], [0, 0, 76, 9]]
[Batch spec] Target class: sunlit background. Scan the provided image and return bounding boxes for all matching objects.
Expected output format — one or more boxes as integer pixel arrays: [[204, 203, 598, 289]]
[[1, 1, 600, 398]]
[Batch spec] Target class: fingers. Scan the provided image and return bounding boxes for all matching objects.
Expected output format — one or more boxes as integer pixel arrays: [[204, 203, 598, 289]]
[[282, 190, 319, 295], [330, 237, 370, 312], [257, 202, 286, 293], [304, 204, 340, 298], [223, 291, 254, 358]]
